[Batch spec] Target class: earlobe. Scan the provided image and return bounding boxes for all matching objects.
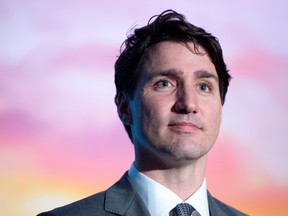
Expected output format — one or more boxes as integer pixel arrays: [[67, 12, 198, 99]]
[[116, 93, 132, 125]]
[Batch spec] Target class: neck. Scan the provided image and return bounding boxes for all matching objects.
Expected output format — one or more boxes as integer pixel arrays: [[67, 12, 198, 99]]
[[135, 155, 207, 200]]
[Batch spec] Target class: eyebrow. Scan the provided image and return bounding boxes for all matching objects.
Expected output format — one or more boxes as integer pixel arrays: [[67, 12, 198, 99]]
[[145, 69, 182, 82], [146, 69, 218, 82], [194, 70, 219, 82]]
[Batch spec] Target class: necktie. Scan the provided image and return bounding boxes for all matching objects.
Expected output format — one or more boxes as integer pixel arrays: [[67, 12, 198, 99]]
[[169, 203, 200, 216]]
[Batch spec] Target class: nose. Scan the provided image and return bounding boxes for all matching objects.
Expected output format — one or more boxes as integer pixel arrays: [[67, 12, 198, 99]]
[[172, 86, 198, 114]]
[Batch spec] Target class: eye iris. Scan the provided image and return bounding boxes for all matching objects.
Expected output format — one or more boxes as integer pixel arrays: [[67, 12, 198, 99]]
[[163, 81, 169, 86], [200, 84, 207, 91], [158, 81, 170, 87]]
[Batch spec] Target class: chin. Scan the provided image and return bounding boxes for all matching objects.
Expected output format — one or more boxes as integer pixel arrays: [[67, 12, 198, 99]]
[[166, 143, 206, 159]]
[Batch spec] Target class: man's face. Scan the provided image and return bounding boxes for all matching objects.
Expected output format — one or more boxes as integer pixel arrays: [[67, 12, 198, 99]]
[[123, 41, 222, 168]]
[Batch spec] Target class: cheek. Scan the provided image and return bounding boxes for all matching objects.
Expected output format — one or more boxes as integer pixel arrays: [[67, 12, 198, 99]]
[[141, 96, 171, 127], [132, 96, 156, 127], [142, 93, 167, 113], [203, 100, 222, 128], [210, 106, 222, 131], [141, 99, 161, 124], [132, 99, 161, 144]]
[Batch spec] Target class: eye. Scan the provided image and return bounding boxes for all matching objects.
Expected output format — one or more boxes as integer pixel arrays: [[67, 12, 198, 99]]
[[197, 82, 212, 93], [155, 80, 173, 88]]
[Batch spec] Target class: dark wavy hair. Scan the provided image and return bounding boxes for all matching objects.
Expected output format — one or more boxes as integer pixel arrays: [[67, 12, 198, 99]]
[[114, 9, 231, 141]]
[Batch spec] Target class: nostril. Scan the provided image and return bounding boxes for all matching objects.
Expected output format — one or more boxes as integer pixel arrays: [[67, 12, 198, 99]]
[[177, 108, 189, 114], [172, 100, 198, 114]]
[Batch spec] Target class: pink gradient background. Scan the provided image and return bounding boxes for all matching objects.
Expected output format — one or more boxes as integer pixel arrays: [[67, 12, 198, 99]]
[[1, 1, 288, 215]]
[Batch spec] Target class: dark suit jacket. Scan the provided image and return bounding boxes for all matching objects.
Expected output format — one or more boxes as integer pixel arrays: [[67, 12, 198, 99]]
[[38, 172, 247, 216]]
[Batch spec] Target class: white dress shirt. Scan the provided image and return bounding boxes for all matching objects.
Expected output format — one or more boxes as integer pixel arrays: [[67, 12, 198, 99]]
[[128, 163, 210, 216]]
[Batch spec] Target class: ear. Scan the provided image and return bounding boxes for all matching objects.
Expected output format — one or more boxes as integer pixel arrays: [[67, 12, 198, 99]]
[[116, 93, 132, 125]]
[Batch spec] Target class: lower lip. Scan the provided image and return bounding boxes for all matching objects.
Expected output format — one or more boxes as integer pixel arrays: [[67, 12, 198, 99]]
[[169, 124, 200, 132]]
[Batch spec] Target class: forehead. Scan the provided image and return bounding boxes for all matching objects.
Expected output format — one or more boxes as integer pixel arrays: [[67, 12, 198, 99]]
[[140, 41, 217, 77]]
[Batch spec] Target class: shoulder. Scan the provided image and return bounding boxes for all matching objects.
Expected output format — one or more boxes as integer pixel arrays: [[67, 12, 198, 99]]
[[37, 191, 106, 216], [37, 172, 137, 216], [208, 192, 248, 216]]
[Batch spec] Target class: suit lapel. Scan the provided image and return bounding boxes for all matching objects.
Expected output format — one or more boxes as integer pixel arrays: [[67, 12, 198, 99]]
[[208, 191, 229, 216], [105, 172, 150, 216], [207, 191, 246, 216]]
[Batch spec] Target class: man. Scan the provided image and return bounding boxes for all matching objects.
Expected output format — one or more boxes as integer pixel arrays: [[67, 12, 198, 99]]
[[38, 10, 247, 216]]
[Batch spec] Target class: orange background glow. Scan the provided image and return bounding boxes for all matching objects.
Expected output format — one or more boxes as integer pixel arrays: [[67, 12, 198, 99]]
[[1, 1, 288, 215]]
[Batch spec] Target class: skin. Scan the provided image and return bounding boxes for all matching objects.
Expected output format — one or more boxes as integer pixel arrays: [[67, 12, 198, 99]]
[[118, 41, 222, 200]]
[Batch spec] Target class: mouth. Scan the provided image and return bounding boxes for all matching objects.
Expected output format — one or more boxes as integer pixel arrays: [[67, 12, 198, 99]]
[[168, 121, 202, 133]]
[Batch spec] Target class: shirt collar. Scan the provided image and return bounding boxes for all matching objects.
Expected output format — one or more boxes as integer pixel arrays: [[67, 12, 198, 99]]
[[128, 163, 210, 216]]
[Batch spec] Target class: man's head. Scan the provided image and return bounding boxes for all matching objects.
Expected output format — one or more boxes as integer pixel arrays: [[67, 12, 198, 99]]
[[114, 10, 231, 154]]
